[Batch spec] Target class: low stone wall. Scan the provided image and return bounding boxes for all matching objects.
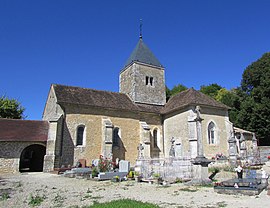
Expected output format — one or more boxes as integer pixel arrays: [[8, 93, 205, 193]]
[[0, 158, 20, 174], [136, 157, 193, 181]]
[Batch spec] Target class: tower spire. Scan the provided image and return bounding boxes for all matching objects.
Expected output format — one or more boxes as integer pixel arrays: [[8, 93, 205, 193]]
[[139, 19, 143, 39]]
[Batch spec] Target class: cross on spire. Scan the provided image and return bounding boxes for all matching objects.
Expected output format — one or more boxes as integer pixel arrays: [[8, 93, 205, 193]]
[[139, 19, 143, 39]]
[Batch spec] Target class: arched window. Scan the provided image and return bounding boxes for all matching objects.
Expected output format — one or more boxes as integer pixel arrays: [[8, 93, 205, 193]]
[[113, 127, 120, 147], [76, 126, 85, 146], [153, 129, 158, 147], [208, 122, 216, 144]]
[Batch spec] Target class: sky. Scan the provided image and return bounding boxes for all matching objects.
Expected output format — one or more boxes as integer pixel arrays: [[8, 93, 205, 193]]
[[1, 0, 270, 120]]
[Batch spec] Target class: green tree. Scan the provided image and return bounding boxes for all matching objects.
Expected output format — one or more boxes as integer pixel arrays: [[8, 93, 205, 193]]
[[166, 84, 187, 101], [0, 96, 25, 119], [215, 88, 241, 124], [200, 83, 222, 99], [165, 86, 171, 101], [238, 52, 270, 145]]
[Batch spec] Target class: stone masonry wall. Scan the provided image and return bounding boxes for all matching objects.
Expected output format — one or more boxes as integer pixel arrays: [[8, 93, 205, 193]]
[[42, 85, 63, 121], [163, 106, 230, 159], [0, 141, 46, 173], [61, 104, 163, 167], [120, 63, 166, 105], [201, 107, 230, 158], [164, 108, 191, 158]]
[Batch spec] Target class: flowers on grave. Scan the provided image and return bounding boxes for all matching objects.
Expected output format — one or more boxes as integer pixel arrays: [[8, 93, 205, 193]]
[[214, 182, 224, 187], [215, 153, 227, 160], [98, 155, 113, 172], [267, 155, 270, 160]]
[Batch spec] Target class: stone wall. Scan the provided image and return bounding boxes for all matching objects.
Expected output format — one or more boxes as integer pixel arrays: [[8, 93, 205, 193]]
[[0, 141, 46, 173], [201, 107, 231, 158], [163, 108, 190, 158], [120, 62, 166, 105], [42, 85, 63, 121], [60, 104, 163, 167], [163, 106, 231, 159]]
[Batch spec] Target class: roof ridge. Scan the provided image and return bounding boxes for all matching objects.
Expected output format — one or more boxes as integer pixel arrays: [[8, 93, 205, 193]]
[[0, 118, 47, 122], [53, 84, 128, 96]]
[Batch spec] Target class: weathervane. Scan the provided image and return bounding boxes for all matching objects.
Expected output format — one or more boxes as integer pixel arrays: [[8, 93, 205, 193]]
[[140, 19, 143, 39]]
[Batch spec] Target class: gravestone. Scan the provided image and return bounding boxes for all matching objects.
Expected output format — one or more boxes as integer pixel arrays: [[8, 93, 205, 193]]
[[119, 160, 130, 173], [246, 169, 257, 179], [78, 159, 86, 168], [92, 159, 99, 167], [175, 141, 182, 158]]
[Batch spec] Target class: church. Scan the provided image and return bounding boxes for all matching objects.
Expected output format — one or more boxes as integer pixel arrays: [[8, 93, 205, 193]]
[[42, 35, 237, 172]]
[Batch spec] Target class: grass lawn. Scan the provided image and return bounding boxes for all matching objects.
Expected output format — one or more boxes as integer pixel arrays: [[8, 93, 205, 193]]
[[86, 199, 160, 208]]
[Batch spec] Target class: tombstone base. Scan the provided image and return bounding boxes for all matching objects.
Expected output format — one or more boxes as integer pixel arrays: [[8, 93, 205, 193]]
[[188, 164, 212, 185], [214, 178, 268, 195]]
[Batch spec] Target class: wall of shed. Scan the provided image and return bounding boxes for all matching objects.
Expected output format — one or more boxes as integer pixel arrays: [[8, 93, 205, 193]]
[[0, 141, 46, 173]]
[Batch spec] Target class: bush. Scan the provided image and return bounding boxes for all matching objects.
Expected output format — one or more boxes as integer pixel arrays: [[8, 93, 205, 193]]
[[208, 167, 220, 173], [92, 167, 98, 177], [28, 194, 46, 207], [0, 192, 10, 201]]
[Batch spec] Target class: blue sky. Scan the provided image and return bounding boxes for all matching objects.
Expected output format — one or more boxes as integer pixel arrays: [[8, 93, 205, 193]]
[[1, 0, 270, 120]]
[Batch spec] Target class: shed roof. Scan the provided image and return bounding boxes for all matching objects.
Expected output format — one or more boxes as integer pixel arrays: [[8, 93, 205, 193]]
[[0, 119, 49, 142]]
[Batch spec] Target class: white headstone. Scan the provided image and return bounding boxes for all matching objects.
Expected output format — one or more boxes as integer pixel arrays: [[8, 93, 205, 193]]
[[119, 160, 130, 173], [92, 159, 99, 167]]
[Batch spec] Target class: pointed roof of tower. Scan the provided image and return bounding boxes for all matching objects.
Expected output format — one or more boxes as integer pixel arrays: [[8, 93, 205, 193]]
[[124, 38, 163, 68]]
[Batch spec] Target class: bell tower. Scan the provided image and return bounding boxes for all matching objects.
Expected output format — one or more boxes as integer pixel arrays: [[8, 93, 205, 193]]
[[119, 37, 166, 106]]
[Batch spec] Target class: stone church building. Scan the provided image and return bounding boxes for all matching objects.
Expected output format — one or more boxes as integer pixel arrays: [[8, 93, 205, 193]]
[[42, 37, 235, 172]]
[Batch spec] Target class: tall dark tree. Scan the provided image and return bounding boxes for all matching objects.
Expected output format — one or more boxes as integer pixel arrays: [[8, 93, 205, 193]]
[[238, 52, 270, 145], [0, 96, 25, 119]]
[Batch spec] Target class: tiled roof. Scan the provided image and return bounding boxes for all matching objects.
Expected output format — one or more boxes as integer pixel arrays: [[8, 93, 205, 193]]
[[162, 88, 229, 114], [53, 85, 228, 115], [53, 84, 163, 114], [0, 119, 49, 142], [124, 38, 163, 68], [53, 84, 139, 112], [136, 103, 164, 114]]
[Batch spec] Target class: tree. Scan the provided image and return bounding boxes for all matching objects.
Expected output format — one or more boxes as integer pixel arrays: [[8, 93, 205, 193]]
[[166, 84, 187, 101], [165, 86, 171, 101], [215, 88, 241, 124], [200, 83, 222, 99], [0, 96, 25, 119], [238, 52, 270, 145]]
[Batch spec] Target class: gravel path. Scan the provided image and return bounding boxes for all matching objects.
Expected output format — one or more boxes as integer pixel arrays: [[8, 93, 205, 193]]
[[0, 172, 269, 208]]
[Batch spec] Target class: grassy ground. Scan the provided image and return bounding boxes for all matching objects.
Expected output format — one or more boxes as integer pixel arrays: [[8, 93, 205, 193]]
[[86, 199, 159, 208]]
